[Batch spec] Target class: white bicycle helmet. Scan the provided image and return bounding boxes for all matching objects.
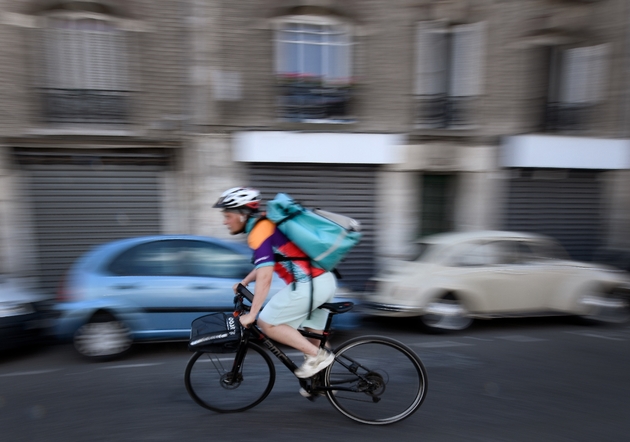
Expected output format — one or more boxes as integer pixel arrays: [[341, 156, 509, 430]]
[[213, 187, 261, 211]]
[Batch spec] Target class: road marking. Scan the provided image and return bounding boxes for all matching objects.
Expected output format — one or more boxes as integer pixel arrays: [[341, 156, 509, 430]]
[[98, 363, 164, 370], [565, 331, 625, 341], [464, 336, 494, 342], [410, 341, 474, 348], [499, 335, 547, 342], [0, 369, 62, 377]]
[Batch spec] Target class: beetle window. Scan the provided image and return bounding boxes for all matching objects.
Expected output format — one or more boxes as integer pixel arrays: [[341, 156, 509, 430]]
[[453, 241, 519, 266], [454, 242, 495, 266]]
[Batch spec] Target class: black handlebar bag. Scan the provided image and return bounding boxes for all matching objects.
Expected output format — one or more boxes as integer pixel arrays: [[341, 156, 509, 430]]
[[189, 312, 242, 353]]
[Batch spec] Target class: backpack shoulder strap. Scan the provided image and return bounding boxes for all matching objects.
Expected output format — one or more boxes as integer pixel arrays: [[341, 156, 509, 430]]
[[245, 214, 269, 234]]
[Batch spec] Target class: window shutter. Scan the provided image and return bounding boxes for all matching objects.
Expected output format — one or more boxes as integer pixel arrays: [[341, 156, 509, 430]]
[[275, 27, 284, 74], [415, 21, 448, 96], [104, 30, 129, 91], [586, 44, 609, 103], [331, 29, 351, 83], [561, 47, 588, 104], [43, 17, 128, 91], [84, 28, 101, 90], [60, 27, 81, 89], [561, 44, 608, 104], [450, 22, 486, 97], [42, 27, 62, 88]]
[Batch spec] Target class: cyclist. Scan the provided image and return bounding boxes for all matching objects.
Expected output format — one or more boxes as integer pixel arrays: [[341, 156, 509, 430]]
[[213, 187, 336, 378]]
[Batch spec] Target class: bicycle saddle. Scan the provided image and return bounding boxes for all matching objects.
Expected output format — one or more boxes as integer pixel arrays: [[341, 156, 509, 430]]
[[320, 301, 354, 314]]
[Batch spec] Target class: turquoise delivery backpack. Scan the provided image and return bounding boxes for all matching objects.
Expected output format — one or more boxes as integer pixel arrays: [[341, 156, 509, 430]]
[[265, 193, 362, 272]]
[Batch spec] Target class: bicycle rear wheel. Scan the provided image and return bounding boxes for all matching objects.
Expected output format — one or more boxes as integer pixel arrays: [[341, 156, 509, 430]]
[[324, 336, 427, 425], [185, 342, 275, 413]]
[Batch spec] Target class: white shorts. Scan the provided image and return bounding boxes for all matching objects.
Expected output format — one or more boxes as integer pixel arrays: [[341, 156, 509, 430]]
[[258, 272, 337, 330]]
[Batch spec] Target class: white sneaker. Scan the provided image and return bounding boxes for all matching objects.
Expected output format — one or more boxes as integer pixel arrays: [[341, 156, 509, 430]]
[[299, 387, 336, 398], [294, 348, 335, 379]]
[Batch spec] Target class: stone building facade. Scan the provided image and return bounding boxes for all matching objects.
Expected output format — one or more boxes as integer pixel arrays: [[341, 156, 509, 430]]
[[2, 0, 630, 294]]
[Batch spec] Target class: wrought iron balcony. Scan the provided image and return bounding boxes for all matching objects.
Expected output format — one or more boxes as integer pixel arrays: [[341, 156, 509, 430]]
[[415, 95, 475, 129], [277, 81, 352, 123], [40, 88, 130, 124], [543, 102, 591, 133]]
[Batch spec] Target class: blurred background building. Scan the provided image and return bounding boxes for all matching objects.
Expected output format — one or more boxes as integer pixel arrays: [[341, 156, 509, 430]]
[[1, 0, 630, 294]]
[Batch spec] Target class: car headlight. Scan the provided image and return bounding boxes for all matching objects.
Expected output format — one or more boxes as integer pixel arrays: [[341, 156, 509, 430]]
[[0, 302, 35, 317]]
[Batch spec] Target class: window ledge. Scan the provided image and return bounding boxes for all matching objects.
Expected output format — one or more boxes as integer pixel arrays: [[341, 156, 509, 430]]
[[23, 127, 142, 138], [273, 120, 359, 131], [411, 127, 482, 138]]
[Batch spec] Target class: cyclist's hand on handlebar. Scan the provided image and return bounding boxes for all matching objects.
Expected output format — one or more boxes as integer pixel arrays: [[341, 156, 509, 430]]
[[238, 313, 255, 329], [233, 281, 248, 294]]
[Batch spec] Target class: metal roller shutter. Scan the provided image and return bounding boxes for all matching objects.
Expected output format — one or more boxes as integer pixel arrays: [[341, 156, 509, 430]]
[[504, 169, 603, 261], [22, 162, 164, 295], [248, 163, 377, 291]]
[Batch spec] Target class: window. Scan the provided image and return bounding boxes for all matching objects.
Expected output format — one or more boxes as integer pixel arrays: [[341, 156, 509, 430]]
[[519, 239, 570, 261], [454, 241, 517, 267], [179, 241, 252, 279], [39, 11, 130, 124], [415, 22, 486, 129], [107, 240, 253, 279], [274, 15, 353, 122], [108, 241, 183, 277], [542, 44, 608, 132], [454, 242, 496, 267]]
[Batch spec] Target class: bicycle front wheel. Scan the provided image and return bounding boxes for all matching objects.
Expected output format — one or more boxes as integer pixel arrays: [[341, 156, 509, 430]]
[[324, 336, 427, 425], [185, 342, 275, 413]]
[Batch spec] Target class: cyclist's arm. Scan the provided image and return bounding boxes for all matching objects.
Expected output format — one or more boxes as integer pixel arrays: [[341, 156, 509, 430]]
[[234, 268, 257, 293], [242, 268, 257, 286], [249, 265, 273, 317]]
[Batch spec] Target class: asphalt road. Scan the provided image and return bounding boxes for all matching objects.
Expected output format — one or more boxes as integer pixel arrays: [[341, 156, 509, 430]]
[[1, 316, 630, 442]]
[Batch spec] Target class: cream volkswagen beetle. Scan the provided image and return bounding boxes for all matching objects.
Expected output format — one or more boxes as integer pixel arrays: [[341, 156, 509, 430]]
[[363, 231, 630, 332]]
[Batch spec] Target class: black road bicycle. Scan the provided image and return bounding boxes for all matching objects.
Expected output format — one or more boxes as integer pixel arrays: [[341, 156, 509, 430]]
[[184, 284, 428, 425]]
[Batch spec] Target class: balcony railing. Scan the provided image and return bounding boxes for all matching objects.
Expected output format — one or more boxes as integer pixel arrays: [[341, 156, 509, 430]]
[[415, 95, 476, 129], [40, 88, 130, 124], [277, 81, 352, 123], [544, 102, 591, 133]]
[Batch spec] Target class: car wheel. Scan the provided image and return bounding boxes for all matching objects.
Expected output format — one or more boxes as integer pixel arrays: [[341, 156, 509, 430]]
[[420, 294, 473, 333], [576, 289, 630, 325], [74, 313, 132, 361]]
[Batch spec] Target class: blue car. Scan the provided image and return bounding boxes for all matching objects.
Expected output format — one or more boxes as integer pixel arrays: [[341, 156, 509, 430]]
[[55, 235, 359, 360]]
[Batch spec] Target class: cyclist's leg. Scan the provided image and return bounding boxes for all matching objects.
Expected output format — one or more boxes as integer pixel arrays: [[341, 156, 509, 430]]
[[258, 275, 334, 356], [258, 319, 319, 356], [302, 327, 324, 347]]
